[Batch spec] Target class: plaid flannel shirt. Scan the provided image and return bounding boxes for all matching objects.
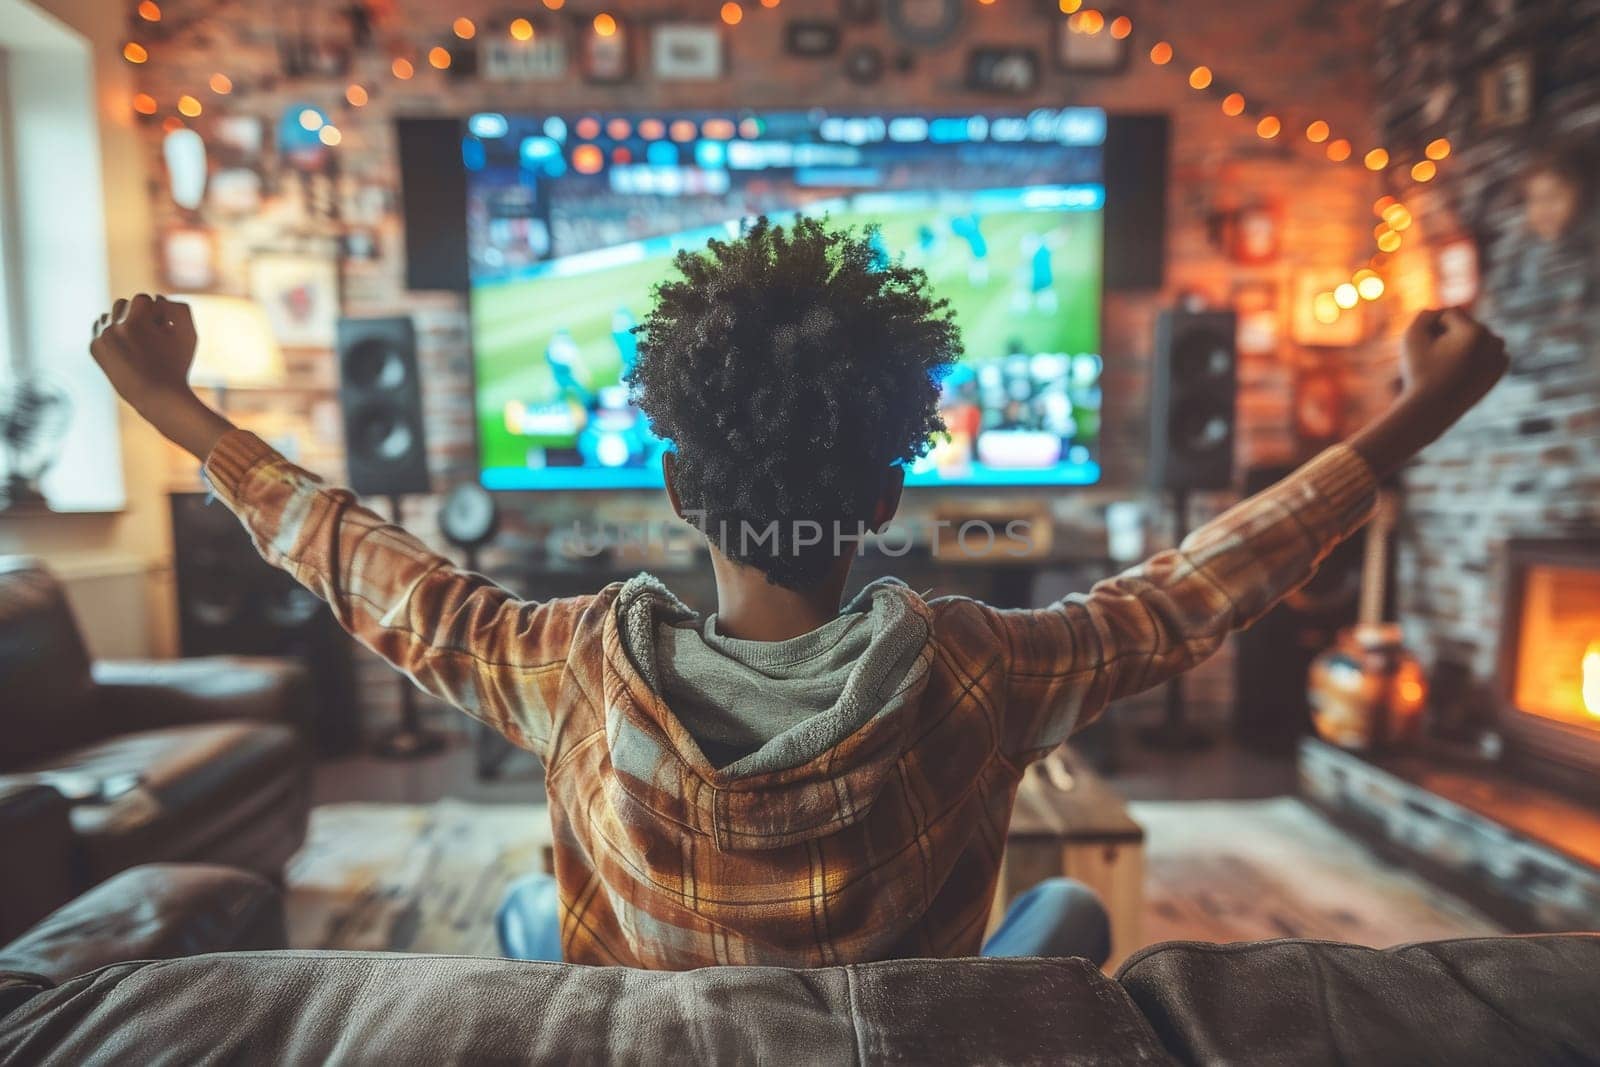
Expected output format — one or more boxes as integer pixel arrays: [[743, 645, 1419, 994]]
[[205, 431, 1374, 969]]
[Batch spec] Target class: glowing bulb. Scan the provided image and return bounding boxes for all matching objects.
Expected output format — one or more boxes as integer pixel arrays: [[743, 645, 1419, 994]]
[[1426, 137, 1451, 161], [1305, 120, 1330, 143], [346, 83, 369, 106], [298, 108, 325, 131], [177, 95, 202, 117], [123, 42, 148, 64], [428, 46, 452, 69], [1411, 159, 1436, 182], [1364, 148, 1389, 170], [509, 17, 534, 40], [392, 57, 415, 79], [1059, 0, 1082, 12], [1077, 9, 1105, 33], [209, 73, 232, 94], [543, 0, 564, 8], [453, 17, 476, 39], [318, 125, 342, 146], [137, 1, 161, 21], [761, 0, 781, 7], [1582, 640, 1600, 718], [1377, 230, 1402, 253], [1313, 292, 1341, 324], [1221, 92, 1245, 116], [1382, 204, 1412, 230], [1334, 283, 1359, 309], [1109, 15, 1132, 38], [721, 2, 743, 25], [1326, 138, 1352, 162], [132, 93, 158, 116], [1256, 115, 1281, 139], [593, 12, 617, 35], [1149, 41, 1172, 65], [1373, 195, 1396, 216], [1188, 65, 1212, 89], [1357, 274, 1385, 300]]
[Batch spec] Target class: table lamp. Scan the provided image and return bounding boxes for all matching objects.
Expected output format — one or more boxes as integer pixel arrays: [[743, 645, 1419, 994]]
[[173, 294, 287, 405]]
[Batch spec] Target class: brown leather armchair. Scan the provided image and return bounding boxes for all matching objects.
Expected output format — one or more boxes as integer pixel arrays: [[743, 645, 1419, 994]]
[[0, 557, 312, 913]]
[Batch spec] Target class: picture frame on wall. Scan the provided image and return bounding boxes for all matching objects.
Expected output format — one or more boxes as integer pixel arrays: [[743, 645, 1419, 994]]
[[249, 252, 340, 348], [652, 24, 723, 80], [160, 228, 217, 290], [966, 47, 1040, 94], [1478, 49, 1535, 128], [784, 20, 842, 57], [1054, 15, 1129, 74], [1435, 234, 1481, 307], [583, 15, 631, 84], [483, 17, 568, 80], [886, 0, 962, 47]]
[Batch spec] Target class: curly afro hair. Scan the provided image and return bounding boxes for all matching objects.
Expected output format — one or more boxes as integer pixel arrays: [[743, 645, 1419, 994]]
[[628, 216, 962, 590]]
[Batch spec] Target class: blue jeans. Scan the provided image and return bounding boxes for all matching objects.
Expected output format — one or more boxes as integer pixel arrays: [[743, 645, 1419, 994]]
[[496, 874, 1110, 966]]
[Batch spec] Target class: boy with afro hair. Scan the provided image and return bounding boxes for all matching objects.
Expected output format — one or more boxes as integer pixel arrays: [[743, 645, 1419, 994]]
[[90, 216, 1505, 968]]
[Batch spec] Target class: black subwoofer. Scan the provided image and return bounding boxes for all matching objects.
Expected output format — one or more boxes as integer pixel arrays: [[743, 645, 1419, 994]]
[[1149, 308, 1237, 491], [170, 492, 360, 755], [337, 316, 431, 497]]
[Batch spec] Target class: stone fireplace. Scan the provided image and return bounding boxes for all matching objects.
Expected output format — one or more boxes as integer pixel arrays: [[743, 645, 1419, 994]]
[[1498, 541, 1600, 788]]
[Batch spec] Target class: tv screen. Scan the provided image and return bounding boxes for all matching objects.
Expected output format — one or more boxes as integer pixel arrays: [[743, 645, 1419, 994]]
[[465, 108, 1106, 491]]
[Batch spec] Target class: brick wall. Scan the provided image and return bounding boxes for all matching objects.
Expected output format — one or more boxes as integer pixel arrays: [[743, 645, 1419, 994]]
[[131, 0, 1389, 729], [1373, 0, 1600, 726]]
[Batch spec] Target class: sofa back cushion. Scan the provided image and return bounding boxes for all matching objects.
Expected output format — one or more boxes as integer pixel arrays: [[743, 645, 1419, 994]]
[[0, 558, 97, 768], [0, 953, 1172, 1065], [1117, 934, 1600, 1066]]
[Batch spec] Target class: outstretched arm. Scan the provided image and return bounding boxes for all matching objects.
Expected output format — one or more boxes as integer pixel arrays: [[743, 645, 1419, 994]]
[[89, 294, 585, 755], [989, 308, 1508, 758]]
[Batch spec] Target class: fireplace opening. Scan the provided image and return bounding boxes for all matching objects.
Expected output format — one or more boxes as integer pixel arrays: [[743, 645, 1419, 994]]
[[1499, 540, 1600, 787]]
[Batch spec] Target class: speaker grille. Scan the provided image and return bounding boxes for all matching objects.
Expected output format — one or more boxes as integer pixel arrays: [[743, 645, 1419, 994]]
[[337, 317, 431, 497], [1150, 309, 1237, 491]]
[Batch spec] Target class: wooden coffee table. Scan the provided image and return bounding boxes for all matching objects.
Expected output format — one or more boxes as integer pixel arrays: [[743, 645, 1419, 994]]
[[990, 747, 1145, 968]]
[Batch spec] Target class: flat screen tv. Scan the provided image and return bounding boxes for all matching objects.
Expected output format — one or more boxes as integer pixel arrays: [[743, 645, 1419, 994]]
[[464, 108, 1109, 491]]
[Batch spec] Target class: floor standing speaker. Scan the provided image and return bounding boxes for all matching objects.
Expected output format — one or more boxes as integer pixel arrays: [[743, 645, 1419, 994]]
[[169, 492, 361, 755], [1232, 465, 1369, 752], [1148, 308, 1237, 492], [337, 316, 431, 498]]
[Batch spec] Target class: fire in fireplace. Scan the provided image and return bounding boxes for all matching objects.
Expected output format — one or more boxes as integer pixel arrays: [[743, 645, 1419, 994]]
[[1498, 539, 1600, 785]]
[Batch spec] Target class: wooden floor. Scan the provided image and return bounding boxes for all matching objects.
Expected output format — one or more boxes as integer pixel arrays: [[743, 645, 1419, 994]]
[[312, 713, 1297, 807]]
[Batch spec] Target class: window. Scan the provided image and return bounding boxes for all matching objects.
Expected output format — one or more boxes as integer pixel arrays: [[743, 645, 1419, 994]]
[[0, 2, 125, 512]]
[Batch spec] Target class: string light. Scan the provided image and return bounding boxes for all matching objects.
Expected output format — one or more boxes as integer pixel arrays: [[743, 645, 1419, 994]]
[[1425, 137, 1451, 160], [509, 17, 534, 40], [1305, 120, 1329, 143], [594, 12, 617, 35], [208, 73, 232, 94], [1373, 195, 1396, 215], [1326, 138, 1351, 162], [346, 83, 369, 106], [453, 17, 476, 39], [761, 0, 781, 7], [1382, 203, 1412, 230], [1149, 41, 1173, 65], [1221, 92, 1245, 116], [606, 117, 632, 139], [543, 0, 565, 7], [1059, 0, 1082, 12], [428, 46, 451, 69], [392, 57, 415, 79], [1109, 15, 1132, 38], [123, 42, 148, 64], [1356, 273, 1385, 300], [319, 125, 342, 146], [1334, 283, 1359, 309], [1411, 159, 1436, 182], [1188, 66, 1212, 89], [1256, 115, 1281, 138], [1363, 148, 1389, 171], [1313, 292, 1340, 325], [137, 0, 161, 20], [132, 93, 158, 115], [1075, 9, 1105, 33], [721, 2, 743, 25], [162, 116, 184, 133], [177, 94, 202, 117], [298, 108, 324, 131], [1377, 229, 1402, 252]]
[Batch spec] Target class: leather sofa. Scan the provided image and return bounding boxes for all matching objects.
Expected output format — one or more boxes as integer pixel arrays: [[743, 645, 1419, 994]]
[[0, 557, 313, 918], [1, 863, 1597, 1065]]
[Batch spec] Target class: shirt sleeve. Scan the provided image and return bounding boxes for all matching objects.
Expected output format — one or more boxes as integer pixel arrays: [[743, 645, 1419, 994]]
[[983, 444, 1377, 759], [203, 429, 586, 757]]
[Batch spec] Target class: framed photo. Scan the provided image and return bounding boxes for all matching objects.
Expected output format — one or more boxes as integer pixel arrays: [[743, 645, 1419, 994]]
[[160, 227, 216, 290], [1054, 15, 1129, 74], [483, 18, 568, 80], [249, 252, 340, 348], [1435, 234, 1480, 307], [653, 24, 722, 80], [1294, 365, 1344, 447], [1478, 49, 1535, 128], [583, 15, 631, 84], [784, 19, 841, 57], [967, 47, 1040, 94], [886, 0, 962, 47], [1224, 203, 1281, 265]]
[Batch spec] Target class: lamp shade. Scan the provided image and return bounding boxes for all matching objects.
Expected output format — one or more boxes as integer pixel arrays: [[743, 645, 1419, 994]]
[[172, 295, 287, 389]]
